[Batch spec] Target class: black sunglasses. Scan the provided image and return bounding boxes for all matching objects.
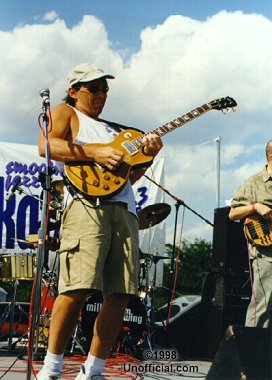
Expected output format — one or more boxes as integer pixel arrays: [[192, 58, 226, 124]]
[[84, 85, 109, 94]]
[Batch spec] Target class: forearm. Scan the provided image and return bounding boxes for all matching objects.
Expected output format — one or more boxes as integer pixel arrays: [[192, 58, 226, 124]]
[[39, 137, 97, 162], [229, 204, 256, 221]]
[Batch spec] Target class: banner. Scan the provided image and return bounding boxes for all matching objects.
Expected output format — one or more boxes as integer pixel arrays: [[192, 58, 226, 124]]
[[134, 156, 166, 286], [0, 142, 166, 284]]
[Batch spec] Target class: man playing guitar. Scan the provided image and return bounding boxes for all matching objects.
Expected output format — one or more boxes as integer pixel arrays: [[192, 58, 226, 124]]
[[229, 140, 272, 328], [37, 63, 162, 380]]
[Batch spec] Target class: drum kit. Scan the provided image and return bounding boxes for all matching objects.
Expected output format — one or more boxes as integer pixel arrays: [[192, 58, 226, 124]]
[[0, 185, 171, 357], [0, 180, 62, 351]]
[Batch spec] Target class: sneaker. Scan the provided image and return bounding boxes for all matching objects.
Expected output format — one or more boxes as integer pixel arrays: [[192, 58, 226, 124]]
[[36, 368, 61, 380], [75, 365, 105, 379]]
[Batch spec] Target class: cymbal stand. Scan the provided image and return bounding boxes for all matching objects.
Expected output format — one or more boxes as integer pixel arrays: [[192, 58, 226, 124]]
[[0, 280, 16, 350], [143, 174, 214, 328], [140, 220, 158, 351], [26, 90, 52, 380], [8, 280, 18, 350], [0, 280, 30, 351], [69, 319, 85, 354], [36, 270, 58, 350], [146, 250, 165, 350]]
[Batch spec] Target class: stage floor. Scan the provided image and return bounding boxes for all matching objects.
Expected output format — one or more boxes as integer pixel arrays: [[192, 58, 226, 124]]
[[0, 342, 211, 380]]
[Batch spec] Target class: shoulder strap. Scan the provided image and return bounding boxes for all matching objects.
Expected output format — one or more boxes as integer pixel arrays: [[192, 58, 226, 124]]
[[98, 118, 144, 134]]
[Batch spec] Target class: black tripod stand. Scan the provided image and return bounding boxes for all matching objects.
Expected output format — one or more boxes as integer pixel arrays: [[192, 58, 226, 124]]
[[0, 280, 29, 351]]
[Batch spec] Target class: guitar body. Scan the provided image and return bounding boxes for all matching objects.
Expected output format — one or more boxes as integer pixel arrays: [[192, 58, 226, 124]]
[[244, 214, 272, 247], [65, 129, 153, 198]]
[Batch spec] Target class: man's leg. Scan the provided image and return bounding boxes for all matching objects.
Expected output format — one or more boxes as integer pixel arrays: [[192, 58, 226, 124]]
[[38, 289, 89, 378], [47, 289, 89, 353], [77, 293, 130, 379], [90, 292, 130, 358], [246, 258, 272, 328]]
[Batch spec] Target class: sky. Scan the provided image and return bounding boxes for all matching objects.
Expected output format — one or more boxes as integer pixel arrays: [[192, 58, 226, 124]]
[[1, 0, 272, 244]]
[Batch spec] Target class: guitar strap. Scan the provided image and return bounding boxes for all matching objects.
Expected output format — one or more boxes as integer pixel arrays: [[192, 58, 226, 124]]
[[98, 118, 144, 134]]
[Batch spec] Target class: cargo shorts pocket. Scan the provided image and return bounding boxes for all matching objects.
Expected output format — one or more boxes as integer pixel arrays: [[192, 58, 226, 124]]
[[58, 239, 80, 285]]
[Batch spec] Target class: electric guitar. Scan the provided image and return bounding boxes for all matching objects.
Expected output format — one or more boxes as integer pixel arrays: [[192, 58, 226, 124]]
[[244, 214, 272, 247], [65, 96, 237, 198]]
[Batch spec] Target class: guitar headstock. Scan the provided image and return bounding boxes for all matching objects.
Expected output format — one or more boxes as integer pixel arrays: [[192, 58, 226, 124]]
[[210, 96, 237, 112]]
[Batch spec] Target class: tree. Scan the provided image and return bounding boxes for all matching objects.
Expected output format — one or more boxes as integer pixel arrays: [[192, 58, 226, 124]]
[[155, 238, 212, 308]]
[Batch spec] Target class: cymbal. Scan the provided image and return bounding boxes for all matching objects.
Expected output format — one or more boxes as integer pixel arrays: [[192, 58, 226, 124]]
[[16, 238, 36, 248], [143, 252, 170, 262], [16, 236, 60, 251], [137, 203, 171, 230]]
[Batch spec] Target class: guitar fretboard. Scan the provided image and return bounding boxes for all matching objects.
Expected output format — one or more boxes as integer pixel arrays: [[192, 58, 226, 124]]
[[130, 103, 212, 150]]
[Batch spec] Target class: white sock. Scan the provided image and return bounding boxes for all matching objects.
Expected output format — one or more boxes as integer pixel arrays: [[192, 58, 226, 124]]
[[84, 353, 105, 377], [43, 351, 64, 375]]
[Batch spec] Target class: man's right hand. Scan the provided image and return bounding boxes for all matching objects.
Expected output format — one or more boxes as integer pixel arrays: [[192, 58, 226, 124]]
[[93, 146, 124, 171], [254, 203, 272, 221]]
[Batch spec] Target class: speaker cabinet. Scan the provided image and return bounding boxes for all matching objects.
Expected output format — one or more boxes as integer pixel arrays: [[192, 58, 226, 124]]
[[206, 305, 247, 358], [212, 207, 248, 272], [205, 207, 252, 357], [207, 325, 270, 380]]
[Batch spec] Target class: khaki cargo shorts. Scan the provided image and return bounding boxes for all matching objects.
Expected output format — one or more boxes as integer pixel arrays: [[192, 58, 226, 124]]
[[58, 199, 139, 297]]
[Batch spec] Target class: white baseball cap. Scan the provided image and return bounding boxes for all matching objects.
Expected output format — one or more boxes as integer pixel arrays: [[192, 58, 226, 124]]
[[68, 63, 115, 86]]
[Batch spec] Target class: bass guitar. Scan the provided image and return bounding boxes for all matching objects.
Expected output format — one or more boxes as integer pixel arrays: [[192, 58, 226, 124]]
[[65, 96, 237, 198], [244, 214, 272, 247]]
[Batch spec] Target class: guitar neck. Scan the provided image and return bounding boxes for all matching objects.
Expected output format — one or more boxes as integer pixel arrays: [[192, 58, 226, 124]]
[[132, 102, 212, 149]]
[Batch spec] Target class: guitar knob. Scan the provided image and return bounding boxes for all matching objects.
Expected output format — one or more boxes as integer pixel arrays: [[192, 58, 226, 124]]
[[103, 174, 110, 180], [114, 179, 120, 184], [93, 180, 99, 186], [103, 184, 109, 190]]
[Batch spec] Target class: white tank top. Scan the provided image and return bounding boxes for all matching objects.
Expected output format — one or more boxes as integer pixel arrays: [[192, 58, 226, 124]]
[[57, 106, 136, 215]]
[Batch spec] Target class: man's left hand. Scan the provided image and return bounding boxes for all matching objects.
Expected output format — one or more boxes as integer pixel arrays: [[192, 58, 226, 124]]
[[142, 133, 163, 156]]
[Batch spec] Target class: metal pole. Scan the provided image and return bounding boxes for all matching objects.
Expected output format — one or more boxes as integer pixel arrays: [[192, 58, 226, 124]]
[[214, 136, 222, 208], [26, 91, 52, 380]]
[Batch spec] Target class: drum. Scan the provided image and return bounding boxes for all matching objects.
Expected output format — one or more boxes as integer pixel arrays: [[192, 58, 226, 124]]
[[0, 252, 37, 280], [121, 295, 148, 348], [80, 292, 147, 354]]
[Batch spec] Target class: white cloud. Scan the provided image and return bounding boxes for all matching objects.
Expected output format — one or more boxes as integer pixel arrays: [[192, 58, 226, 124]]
[[42, 11, 59, 22], [0, 11, 272, 241]]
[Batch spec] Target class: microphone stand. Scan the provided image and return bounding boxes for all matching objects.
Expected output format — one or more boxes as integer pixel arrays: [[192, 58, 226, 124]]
[[26, 91, 52, 380], [143, 174, 214, 330]]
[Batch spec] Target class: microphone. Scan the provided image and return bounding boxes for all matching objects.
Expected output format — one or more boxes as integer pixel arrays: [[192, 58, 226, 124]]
[[5, 177, 22, 201], [39, 88, 50, 105]]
